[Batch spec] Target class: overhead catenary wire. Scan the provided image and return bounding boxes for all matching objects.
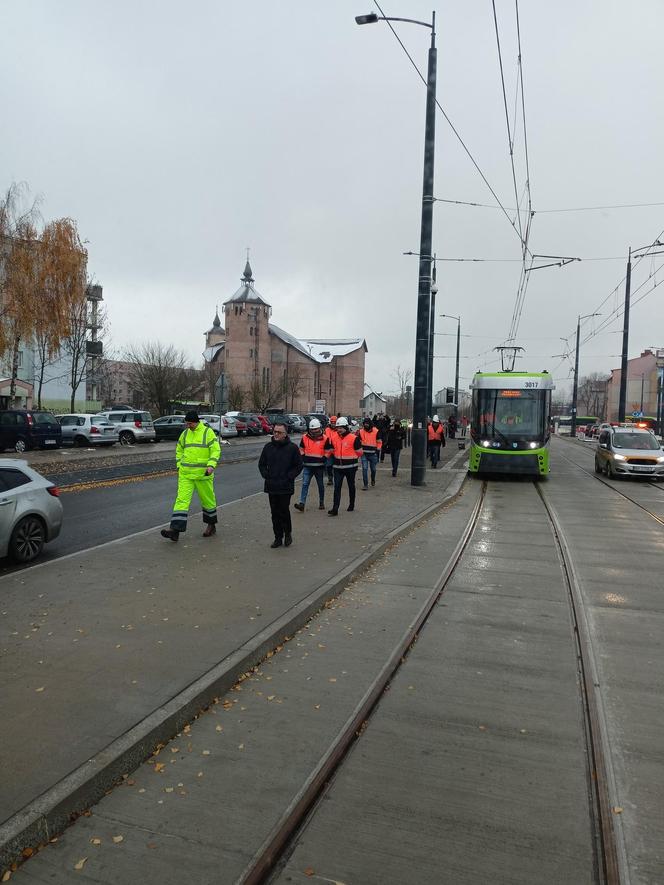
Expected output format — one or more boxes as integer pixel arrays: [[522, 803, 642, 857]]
[[434, 197, 664, 213], [371, 0, 528, 252]]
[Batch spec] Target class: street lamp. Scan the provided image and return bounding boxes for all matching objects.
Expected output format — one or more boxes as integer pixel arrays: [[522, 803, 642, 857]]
[[571, 312, 600, 438], [356, 10, 437, 486], [440, 314, 460, 417]]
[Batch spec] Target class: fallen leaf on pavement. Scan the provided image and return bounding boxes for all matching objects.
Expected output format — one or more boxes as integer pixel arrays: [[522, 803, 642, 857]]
[[74, 858, 88, 870], [613, 806, 624, 814], [154, 763, 165, 773], [215, 725, 223, 732], [238, 744, 245, 750], [21, 848, 33, 859], [90, 838, 101, 846], [1, 871, 11, 882], [35, 687, 45, 693], [164, 787, 174, 793], [147, 842, 158, 849], [202, 750, 211, 756], [304, 868, 314, 877], [112, 835, 124, 843]]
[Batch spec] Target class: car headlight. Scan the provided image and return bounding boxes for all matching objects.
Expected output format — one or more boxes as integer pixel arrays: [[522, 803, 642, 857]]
[[613, 453, 626, 461], [656, 456, 664, 463]]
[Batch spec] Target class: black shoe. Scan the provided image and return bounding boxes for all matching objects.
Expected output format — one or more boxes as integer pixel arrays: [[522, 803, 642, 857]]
[[392, 471, 397, 477], [202, 524, 216, 537], [319, 503, 326, 510], [161, 529, 179, 542], [347, 505, 354, 512], [284, 534, 292, 547], [361, 485, 367, 491], [270, 538, 283, 548], [371, 478, 375, 486], [327, 479, 333, 486], [328, 509, 338, 516], [293, 502, 305, 512]]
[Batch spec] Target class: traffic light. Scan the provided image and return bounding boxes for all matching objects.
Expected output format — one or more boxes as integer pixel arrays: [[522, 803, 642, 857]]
[[446, 388, 454, 403]]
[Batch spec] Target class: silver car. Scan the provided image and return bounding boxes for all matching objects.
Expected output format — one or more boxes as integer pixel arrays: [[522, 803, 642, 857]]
[[57, 414, 119, 447], [99, 410, 156, 445], [595, 426, 664, 479], [200, 414, 238, 438], [0, 460, 63, 562], [287, 414, 307, 434]]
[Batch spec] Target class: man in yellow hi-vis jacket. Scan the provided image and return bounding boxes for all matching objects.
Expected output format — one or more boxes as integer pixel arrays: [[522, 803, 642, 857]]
[[161, 410, 220, 542]]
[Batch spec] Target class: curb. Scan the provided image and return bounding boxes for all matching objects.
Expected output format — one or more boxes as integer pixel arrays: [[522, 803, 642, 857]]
[[0, 471, 467, 871]]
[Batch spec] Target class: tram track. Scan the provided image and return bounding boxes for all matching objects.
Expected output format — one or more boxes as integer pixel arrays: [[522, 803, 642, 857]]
[[236, 483, 488, 885], [240, 475, 625, 885]]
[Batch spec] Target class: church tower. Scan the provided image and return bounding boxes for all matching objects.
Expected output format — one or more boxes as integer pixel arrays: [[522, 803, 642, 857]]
[[222, 260, 273, 395]]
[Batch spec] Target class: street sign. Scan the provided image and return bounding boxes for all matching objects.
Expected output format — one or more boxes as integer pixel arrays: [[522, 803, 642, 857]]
[[632, 410, 643, 418]]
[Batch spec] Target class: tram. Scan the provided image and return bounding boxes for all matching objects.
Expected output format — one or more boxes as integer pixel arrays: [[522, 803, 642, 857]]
[[468, 368, 554, 477]]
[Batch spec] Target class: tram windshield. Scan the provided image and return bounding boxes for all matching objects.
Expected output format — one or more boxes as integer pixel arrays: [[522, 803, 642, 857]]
[[474, 389, 549, 439]]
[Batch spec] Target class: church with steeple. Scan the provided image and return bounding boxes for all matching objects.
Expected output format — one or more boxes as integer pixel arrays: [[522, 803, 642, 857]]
[[203, 260, 366, 415]]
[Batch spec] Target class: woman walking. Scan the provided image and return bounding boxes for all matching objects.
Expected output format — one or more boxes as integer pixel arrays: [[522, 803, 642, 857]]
[[386, 420, 406, 476]]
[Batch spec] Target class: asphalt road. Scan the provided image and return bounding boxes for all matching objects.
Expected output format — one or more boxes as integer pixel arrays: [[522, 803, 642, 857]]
[[0, 452, 265, 574]]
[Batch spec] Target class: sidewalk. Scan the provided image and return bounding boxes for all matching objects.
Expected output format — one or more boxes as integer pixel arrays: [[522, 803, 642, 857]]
[[0, 444, 467, 868]]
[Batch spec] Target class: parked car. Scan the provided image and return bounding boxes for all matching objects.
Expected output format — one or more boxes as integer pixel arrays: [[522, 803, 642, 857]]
[[199, 414, 238, 438], [0, 460, 63, 562], [99, 410, 156, 445], [256, 414, 273, 434], [304, 413, 329, 429], [595, 425, 664, 479], [56, 414, 119, 447], [153, 415, 187, 441], [226, 414, 247, 435], [0, 410, 62, 453], [287, 414, 307, 434], [236, 413, 263, 436], [263, 413, 298, 435]]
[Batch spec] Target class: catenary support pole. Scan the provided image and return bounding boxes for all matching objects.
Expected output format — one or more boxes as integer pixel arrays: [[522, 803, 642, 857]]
[[618, 248, 632, 422]]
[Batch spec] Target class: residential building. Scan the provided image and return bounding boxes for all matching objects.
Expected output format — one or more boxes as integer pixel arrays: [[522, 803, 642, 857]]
[[606, 348, 664, 421], [360, 390, 387, 416], [203, 261, 367, 416]]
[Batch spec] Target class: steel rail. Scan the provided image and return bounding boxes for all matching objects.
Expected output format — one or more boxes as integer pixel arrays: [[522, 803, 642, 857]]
[[236, 482, 487, 885], [536, 482, 626, 885]]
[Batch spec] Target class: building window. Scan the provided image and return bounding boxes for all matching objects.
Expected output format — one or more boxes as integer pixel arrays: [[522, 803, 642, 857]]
[[262, 367, 266, 389], [234, 306, 238, 315], [249, 327, 253, 336], [267, 368, 270, 387], [250, 348, 253, 358]]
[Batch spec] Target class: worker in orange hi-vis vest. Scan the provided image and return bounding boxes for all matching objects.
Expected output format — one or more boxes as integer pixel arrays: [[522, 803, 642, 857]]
[[427, 414, 446, 469], [323, 416, 338, 486], [294, 419, 327, 512], [359, 417, 382, 490], [324, 417, 362, 515]]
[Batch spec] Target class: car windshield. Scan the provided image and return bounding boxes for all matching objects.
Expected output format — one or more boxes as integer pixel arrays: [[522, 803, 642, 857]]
[[33, 413, 59, 426], [92, 416, 112, 425], [613, 432, 660, 451]]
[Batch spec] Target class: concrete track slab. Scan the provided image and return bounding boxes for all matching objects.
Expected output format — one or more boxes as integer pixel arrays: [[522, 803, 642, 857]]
[[11, 476, 481, 883]]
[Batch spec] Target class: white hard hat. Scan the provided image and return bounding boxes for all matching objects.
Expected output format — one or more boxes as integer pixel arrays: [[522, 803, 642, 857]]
[[336, 416, 349, 427], [432, 415, 441, 423], [309, 418, 321, 429]]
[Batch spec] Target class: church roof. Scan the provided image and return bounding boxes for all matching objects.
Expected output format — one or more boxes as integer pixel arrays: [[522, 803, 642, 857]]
[[223, 259, 271, 307], [269, 324, 317, 361], [202, 342, 224, 362], [298, 338, 367, 363]]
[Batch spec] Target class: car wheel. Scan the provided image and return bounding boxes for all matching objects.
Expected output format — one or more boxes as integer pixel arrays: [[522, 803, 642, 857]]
[[10, 516, 46, 563], [14, 437, 27, 454], [594, 458, 602, 474], [74, 435, 87, 448], [119, 431, 135, 446], [605, 461, 614, 479]]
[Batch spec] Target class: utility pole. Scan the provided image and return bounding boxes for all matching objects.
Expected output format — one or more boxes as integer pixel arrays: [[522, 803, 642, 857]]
[[426, 257, 437, 419], [454, 317, 460, 417], [571, 312, 599, 438], [618, 248, 632, 422]]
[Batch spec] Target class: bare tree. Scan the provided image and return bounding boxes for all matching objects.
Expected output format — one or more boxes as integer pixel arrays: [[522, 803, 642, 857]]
[[390, 365, 413, 418], [123, 341, 198, 417], [285, 364, 305, 411], [227, 379, 246, 411], [249, 375, 287, 413], [578, 373, 608, 419]]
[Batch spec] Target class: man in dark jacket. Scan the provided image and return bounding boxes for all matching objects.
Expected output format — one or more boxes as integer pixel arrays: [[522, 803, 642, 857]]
[[258, 422, 303, 548]]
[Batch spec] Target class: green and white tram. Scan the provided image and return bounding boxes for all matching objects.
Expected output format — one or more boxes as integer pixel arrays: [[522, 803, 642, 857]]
[[468, 371, 554, 476]]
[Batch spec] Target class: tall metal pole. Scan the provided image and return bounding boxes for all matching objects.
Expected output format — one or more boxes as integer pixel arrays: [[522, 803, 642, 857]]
[[426, 288, 435, 418], [657, 373, 663, 436], [454, 318, 460, 417], [411, 14, 437, 486], [618, 247, 632, 422], [571, 315, 581, 438]]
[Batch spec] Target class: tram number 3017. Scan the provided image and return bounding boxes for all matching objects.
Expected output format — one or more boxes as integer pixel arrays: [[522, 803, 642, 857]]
[[524, 381, 539, 388]]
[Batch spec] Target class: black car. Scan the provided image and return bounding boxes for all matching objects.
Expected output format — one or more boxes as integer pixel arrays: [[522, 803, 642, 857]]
[[0, 410, 62, 453], [263, 413, 298, 435], [153, 415, 187, 441], [304, 413, 329, 429], [237, 413, 263, 436]]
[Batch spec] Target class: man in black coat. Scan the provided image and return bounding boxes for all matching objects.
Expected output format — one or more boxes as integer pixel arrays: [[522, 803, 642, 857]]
[[258, 422, 303, 548]]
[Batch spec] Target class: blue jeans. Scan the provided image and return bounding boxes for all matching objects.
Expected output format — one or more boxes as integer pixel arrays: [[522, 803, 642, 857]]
[[390, 449, 401, 474], [361, 452, 378, 486], [300, 466, 325, 505]]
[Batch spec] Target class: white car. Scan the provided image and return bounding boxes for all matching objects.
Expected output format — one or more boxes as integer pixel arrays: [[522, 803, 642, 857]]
[[56, 414, 119, 447], [0, 460, 63, 562], [200, 414, 238, 438]]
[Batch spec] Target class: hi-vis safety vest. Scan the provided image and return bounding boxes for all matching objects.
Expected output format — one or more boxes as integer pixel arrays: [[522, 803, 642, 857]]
[[428, 423, 445, 443], [299, 433, 326, 468], [325, 431, 362, 469], [359, 427, 382, 456], [176, 423, 220, 477]]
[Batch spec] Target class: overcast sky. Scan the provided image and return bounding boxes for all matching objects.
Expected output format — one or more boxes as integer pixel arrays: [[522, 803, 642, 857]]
[[2, 1, 663, 399]]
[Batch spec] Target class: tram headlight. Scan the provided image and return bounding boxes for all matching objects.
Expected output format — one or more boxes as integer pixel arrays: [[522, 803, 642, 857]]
[[481, 440, 490, 447], [528, 442, 538, 449]]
